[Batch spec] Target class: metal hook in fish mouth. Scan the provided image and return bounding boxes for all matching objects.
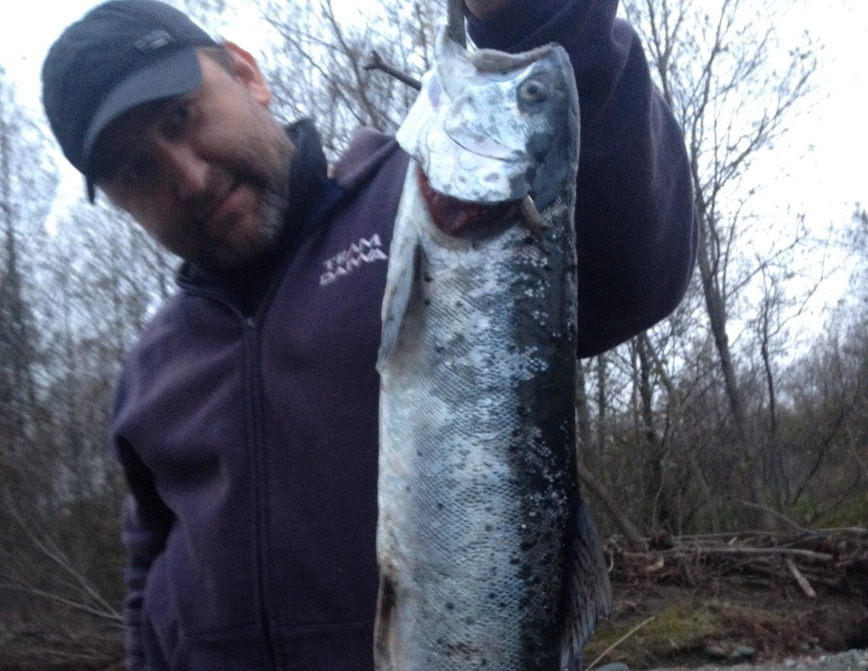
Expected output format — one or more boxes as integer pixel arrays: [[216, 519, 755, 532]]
[[520, 195, 547, 240]]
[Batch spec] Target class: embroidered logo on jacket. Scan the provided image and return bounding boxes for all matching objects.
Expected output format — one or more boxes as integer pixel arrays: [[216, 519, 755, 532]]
[[320, 234, 388, 286]]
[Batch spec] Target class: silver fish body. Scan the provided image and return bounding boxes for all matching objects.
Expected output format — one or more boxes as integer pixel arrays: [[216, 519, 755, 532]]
[[375, 29, 611, 671]]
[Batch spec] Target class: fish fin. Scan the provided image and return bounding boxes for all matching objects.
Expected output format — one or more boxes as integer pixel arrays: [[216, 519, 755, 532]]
[[374, 574, 398, 671], [378, 169, 424, 370], [377, 238, 420, 369], [561, 496, 614, 670]]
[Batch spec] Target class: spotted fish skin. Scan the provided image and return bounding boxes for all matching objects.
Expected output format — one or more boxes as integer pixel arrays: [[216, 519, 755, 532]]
[[375, 28, 612, 671]]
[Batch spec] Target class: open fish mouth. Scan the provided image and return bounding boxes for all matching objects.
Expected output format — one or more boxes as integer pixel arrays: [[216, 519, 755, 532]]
[[415, 165, 516, 239]]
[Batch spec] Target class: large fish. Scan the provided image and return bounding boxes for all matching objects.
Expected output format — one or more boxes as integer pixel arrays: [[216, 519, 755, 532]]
[[375, 11, 612, 671]]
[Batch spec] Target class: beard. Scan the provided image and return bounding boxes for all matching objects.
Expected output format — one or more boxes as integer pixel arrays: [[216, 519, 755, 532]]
[[186, 107, 296, 273]]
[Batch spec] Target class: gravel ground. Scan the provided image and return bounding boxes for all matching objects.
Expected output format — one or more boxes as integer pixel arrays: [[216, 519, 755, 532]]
[[779, 650, 868, 671], [644, 649, 868, 671]]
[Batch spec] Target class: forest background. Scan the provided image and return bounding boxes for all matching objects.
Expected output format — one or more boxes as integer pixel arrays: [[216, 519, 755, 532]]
[[1, 0, 866, 668]]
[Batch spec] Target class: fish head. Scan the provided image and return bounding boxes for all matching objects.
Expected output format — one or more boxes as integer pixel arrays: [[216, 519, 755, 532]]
[[396, 29, 579, 210]]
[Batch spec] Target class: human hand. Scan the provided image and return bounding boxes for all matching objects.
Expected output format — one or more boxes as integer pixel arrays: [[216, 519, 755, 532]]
[[463, 0, 513, 20]]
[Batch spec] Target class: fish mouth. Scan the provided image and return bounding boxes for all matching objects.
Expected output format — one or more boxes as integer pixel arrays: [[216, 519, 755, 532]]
[[416, 165, 517, 239]]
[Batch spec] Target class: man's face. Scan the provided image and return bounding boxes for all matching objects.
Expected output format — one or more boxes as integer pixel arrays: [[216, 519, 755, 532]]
[[94, 44, 295, 272]]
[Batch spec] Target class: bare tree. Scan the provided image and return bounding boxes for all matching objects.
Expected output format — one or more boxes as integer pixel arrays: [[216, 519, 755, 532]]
[[257, 0, 442, 157], [0, 63, 175, 670], [0, 69, 40, 486], [624, 0, 817, 528], [774, 209, 867, 523]]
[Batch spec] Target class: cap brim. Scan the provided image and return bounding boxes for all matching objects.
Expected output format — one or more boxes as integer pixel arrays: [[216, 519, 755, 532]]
[[83, 46, 203, 202]]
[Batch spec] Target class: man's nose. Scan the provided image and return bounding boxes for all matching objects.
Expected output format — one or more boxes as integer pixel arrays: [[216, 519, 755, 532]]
[[156, 140, 210, 199]]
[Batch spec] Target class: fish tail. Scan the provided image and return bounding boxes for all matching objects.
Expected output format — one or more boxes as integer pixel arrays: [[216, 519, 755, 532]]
[[560, 496, 613, 669]]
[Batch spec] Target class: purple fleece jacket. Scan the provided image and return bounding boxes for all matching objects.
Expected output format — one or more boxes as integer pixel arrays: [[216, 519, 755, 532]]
[[113, 1, 696, 669]]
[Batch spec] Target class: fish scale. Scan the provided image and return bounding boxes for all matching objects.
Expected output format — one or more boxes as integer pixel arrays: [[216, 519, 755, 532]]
[[375, 18, 611, 671]]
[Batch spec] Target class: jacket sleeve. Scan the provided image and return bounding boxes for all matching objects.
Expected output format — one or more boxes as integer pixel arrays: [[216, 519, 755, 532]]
[[467, 0, 697, 357], [119, 487, 171, 671], [113, 377, 173, 671]]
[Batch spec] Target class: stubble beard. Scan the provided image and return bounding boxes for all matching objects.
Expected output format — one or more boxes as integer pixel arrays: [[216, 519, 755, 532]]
[[193, 117, 296, 273]]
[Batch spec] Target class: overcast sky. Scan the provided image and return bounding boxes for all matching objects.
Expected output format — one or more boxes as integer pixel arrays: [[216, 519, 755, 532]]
[[1, 0, 866, 234]]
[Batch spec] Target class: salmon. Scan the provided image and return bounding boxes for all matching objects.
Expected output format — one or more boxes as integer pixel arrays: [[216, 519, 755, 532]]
[[375, 14, 611, 671]]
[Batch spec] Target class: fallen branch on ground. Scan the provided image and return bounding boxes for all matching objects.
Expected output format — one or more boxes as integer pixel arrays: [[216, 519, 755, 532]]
[[604, 527, 868, 599]]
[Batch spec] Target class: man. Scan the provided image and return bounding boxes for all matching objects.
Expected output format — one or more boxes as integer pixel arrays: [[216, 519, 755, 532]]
[[41, 0, 696, 669]]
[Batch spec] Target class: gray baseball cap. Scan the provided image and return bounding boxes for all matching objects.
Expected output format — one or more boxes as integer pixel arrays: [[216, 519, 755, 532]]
[[42, 0, 218, 201]]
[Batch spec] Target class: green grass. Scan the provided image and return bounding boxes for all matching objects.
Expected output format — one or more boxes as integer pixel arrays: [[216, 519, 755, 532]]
[[584, 596, 790, 669]]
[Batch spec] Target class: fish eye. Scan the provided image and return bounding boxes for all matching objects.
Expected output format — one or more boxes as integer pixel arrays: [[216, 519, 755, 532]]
[[519, 79, 548, 103]]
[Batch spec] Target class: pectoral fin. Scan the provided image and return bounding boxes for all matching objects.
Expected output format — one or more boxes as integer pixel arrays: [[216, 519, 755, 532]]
[[378, 166, 424, 370]]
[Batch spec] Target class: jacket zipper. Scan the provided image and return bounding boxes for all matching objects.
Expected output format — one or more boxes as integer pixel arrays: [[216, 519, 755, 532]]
[[175, 288, 278, 669], [243, 314, 279, 670], [173, 180, 349, 669]]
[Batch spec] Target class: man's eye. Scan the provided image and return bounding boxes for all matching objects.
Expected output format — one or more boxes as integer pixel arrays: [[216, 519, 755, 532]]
[[118, 155, 156, 189], [169, 102, 190, 124], [163, 100, 195, 137]]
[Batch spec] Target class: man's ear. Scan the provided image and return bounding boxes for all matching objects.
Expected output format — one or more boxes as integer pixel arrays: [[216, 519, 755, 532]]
[[223, 41, 272, 107]]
